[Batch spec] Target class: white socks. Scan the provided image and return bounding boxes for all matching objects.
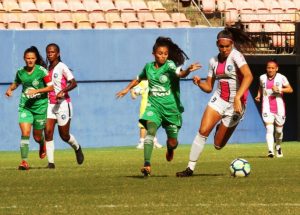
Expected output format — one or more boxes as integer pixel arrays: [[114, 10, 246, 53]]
[[68, 134, 79, 151], [187, 133, 207, 171], [266, 124, 274, 153], [46, 140, 55, 164]]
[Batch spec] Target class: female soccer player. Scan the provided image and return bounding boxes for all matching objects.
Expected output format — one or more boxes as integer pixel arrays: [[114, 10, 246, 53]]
[[255, 60, 293, 158], [116, 36, 201, 176], [176, 27, 255, 177], [131, 80, 162, 149], [44, 43, 84, 169], [5, 46, 53, 170]]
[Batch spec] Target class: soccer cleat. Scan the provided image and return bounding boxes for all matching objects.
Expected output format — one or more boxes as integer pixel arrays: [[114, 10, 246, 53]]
[[136, 142, 144, 149], [75, 146, 84, 165], [141, 166, 151, 176], [268, 151, 274, 158], [166, 149, 174, 161], [18, 160, 29, 170], [276, 147, 283, 158], [47, 163, 55, 169], [176, 167, 193, 177], [154, 142, 163, 149], [39, 142, 46, 159]]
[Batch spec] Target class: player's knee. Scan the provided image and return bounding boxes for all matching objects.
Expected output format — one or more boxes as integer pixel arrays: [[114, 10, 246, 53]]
[[33, 135, 42, 143], [167, 138, 178, 150], [199, 127, 210, 137]]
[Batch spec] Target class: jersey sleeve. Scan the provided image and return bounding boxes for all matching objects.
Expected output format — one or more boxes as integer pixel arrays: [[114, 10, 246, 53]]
[[62, 64, 75, 81], [137, 65, 147, 81], [13, 70, 21, 84], [281, 74, 289, 87], [207, 58, 215, 78], [232, 50, 247, 68], [39, 66, 52, 86]]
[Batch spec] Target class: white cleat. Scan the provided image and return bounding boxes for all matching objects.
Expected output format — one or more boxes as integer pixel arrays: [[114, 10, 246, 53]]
[[276, 146, 283, 158], [136, 142, 144, 149], [154, 142, 163, 149]]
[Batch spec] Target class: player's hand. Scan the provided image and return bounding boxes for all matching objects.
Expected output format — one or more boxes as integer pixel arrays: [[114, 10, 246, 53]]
[[56, 91, 65, 99], [188, 63, 202, 73], [193, 76, 201, 86], [26, 89, 38, 96], [130, 89, 137, 100], [116, 89, 129, 99], [272, 86, 280, 94], [234, 97, 242, 114], [5, 89, 13, 97], [254, 96, 260, 102]]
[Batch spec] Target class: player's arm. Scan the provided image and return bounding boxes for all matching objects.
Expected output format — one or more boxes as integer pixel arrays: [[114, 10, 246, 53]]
[[193, 76, 215, 93], [26, 73, 54, 96], [255, 86, 262, 102], [234, 64, 253, 113], [177, 63, 202, 78], [57, 78, 77, 99], [5, 82, 19, 97], [116, 79, 140, 99]]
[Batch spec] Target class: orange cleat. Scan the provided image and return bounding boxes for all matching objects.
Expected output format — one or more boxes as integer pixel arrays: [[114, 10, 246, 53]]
[[39, 142, 46, 159], [18, 160, 29, 170]]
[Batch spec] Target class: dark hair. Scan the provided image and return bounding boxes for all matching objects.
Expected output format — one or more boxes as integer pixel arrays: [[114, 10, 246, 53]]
[[46, 43, 62, 67], [152, 36, 189, 66], [24, 46, 47, 68], [217, 27, 256, 53], [267, 58, 278, 67]]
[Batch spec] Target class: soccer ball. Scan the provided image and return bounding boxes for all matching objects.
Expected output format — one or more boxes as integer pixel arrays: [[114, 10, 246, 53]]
[[229, 158, 251, 177]]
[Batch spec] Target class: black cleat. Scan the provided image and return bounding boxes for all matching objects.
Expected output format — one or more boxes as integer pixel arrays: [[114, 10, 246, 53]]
[[176, 167, 193, 177], [75, 146, 84, 165], [268, 151, 274, 158], [47, 163, 55, 169], [141, 166, 151, 177]]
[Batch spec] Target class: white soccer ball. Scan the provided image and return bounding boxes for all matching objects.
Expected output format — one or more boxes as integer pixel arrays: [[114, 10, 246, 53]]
[[229, 158, 251, 177], [24, 87, 41, 99]]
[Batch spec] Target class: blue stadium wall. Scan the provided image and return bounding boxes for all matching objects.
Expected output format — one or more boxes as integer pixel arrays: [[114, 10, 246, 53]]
[[0, 28, 265, 151]]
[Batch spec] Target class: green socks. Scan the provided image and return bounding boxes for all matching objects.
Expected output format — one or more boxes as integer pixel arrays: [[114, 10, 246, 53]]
[[20, 136, 30, 160]]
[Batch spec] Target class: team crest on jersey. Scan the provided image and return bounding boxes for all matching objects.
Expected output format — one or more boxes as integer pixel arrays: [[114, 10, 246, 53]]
[[54, 73, 58, 78], [32, 79, 39, 87], [227, 65, 233, 72], [159, 75, 168, 83], [21, 113, 27, 118]]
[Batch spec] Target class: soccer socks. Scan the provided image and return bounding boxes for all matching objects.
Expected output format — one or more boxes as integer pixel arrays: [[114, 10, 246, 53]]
[[68, 134, 80, 151], [275, 126, 283, 145], [144, 135, 154, 165], [46, 140, 55, 164], [187, 133, 207, 171], [266, 124, 274, 153], [20, 136, 30, 161]]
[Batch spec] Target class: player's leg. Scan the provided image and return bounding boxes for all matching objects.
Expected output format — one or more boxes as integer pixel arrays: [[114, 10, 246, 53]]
[[213, 123, 238, 149], [32, 113, 47, 160], [176, 106, 222, 177], [262, 113, 275, 157], [136, 124, 146, 149], [45, 118, 56, 168], [274, 115, 285, 158], [164, 124, 180, 161]]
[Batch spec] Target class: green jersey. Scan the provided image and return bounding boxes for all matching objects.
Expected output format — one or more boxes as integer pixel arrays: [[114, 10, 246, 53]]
[[14, 65, 49, 115], [138, 60, 184, 115]]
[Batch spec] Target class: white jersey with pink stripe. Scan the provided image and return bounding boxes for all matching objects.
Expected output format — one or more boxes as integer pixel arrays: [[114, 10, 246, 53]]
[[259, 73, 289, 116], [48, 62, 74, 104], [208, 49, 248, 103]]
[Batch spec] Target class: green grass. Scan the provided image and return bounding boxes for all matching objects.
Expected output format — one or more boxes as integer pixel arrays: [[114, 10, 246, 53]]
[[0, 142, 299, 215]]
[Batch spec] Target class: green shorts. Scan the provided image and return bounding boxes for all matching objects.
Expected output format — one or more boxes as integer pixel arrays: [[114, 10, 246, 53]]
[[139, 105, 182, 138], [18, 108, 46, 130]]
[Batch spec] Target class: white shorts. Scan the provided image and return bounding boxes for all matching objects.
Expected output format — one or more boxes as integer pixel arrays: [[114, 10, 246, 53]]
[[47, 101, 73, 126], [262, 112, 285, 126], [208, 93, 245, 128]]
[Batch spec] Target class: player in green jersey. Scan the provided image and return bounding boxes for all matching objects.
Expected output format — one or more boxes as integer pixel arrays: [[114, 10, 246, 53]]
[[5, 46, 54, 170], [116, 37, 201, 176]]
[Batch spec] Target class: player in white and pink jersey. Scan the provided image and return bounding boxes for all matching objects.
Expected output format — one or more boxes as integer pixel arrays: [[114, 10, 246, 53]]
[[255, 60, 293, 158], [177, 27, 255, 177], [44, 43, 84, 169]]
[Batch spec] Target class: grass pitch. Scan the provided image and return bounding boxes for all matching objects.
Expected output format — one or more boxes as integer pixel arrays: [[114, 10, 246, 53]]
[[0, 142, 299, 215]]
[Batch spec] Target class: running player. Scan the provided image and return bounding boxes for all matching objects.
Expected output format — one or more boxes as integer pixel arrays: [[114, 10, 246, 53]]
[[131, 80, 162, 149], [44, 43, 84, 169], [176, 27, 255, 177], [5, 46, 53, 170], [255, 59, 293, 158], [116, 36, 201, 176]]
